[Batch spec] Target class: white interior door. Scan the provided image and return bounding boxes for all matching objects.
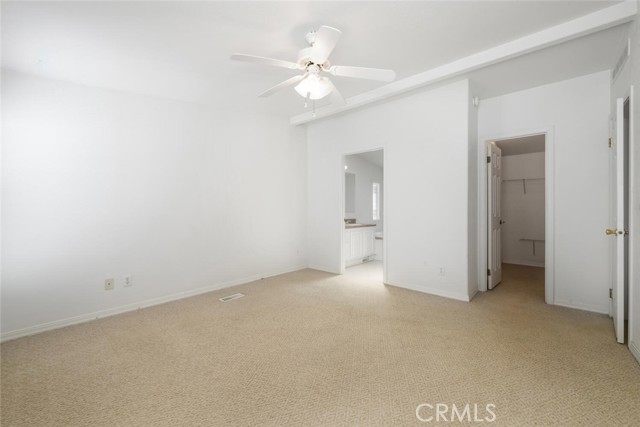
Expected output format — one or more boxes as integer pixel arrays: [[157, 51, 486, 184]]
[[610, 97, 626, 344], [487, 142, 503, 289]]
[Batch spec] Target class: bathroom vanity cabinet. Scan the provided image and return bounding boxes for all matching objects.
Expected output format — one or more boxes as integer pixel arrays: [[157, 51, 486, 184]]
[[344, 225, 376, 267]]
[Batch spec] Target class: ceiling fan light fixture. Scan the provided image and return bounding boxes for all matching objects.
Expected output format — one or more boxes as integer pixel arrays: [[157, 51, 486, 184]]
[[294, 75, 333, 100], [231, 25, 394, 107]]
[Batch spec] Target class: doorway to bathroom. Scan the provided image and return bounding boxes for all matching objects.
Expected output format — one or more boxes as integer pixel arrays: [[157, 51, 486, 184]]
[[342, 149, 385, 282]]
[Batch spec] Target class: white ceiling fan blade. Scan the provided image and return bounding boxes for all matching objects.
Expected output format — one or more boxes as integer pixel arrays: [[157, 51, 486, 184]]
[[231, 54, 299, 70], [310, 26, 342, 64], [327, 79, 346, 106], [328, 65, 396, 82], [258, 75, 306, 98]]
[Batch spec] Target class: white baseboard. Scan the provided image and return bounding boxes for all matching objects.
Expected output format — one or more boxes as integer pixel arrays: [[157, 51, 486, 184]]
[[553, 299, 609, 315], [307, 264, 341, 274], [468, 287, 479, 301], [0, 264, 307, 343], [385, 280, 471, 302], [630, 340, 640, 366], [345, 259, 362, 268]]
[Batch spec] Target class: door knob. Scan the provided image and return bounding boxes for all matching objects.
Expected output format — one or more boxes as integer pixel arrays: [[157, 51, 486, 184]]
[[605, 229, 618, 235]]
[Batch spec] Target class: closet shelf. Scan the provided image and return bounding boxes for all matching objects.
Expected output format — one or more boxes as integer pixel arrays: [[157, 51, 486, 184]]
[[503, 177, 544, 194], [520, 238, 545, 255]]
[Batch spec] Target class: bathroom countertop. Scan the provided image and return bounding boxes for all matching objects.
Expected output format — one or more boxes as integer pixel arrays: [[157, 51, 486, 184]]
[[345, 224, 376, 229]]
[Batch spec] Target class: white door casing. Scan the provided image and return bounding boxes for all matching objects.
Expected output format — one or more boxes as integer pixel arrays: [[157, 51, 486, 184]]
[[487, 142, 503, 290], [340, 148, 387, 283], [478, 130, 554, 303], [610, 97, 626, 344]]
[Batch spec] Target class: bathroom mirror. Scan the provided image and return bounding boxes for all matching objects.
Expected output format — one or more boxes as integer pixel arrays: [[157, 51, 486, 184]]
[[345, 172, 355, 214]]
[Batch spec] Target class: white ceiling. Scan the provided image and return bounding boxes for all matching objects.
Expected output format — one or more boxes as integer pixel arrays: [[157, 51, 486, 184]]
[[496, 134, 545, 156], [1, 1, 626, 117]]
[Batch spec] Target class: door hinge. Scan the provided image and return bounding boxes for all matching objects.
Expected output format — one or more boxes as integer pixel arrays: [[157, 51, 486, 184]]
[[608, 138, 612, 148], [487, 269, 492, 276], [486, 156, 491, 163], [609, 288, 613, 298]]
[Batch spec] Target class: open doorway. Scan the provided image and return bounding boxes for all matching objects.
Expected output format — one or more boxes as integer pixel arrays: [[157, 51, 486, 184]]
[[486, 134, 547, 301], [342, 149, 384, 281]]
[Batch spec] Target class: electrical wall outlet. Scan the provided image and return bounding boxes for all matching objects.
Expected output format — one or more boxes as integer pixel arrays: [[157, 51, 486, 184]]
[[124, 275, 133, 287], [104, 278, 114, 291], [438, 267, 446, 276]]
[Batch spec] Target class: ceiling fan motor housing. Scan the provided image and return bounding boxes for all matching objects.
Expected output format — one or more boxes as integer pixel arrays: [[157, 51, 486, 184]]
[[297, 47, 313, 67], [297, 49, 331, 71]]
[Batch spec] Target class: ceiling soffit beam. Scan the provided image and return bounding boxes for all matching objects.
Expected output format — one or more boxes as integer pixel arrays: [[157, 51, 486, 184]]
[[290, 0, 637, 126]]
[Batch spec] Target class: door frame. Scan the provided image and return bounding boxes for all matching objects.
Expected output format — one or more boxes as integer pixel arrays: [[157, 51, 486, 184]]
[[626, 86, 635, 347], [613, 86, 635, 343], [477, 127, 555, 305], [340, 147, 388, 284]]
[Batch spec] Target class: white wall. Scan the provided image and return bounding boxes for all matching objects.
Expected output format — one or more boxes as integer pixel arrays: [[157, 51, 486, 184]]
[[479, 71, 611, 314], [344, 154, 383, 231], [307, 79, 475, 301], [501, 152, 545, 267], [611, 1, 640, 363], [468, 85, 479, 298], [1, 71, 307, 339]]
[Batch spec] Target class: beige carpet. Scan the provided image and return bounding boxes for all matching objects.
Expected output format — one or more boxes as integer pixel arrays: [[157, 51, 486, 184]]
[[1, 263, 639, 426]]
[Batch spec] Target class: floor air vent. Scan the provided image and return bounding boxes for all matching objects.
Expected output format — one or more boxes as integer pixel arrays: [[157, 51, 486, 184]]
[[219, 293, 245, 302]]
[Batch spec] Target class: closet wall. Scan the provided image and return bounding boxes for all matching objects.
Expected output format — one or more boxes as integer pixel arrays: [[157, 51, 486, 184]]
[[501, 151, 545, 267]]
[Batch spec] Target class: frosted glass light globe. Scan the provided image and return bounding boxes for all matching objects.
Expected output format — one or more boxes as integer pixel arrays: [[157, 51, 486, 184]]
[[295, 75, 333, 100]]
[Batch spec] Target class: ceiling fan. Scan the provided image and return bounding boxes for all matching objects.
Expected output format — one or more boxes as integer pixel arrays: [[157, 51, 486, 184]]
[[231, 26, 396, 107]]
